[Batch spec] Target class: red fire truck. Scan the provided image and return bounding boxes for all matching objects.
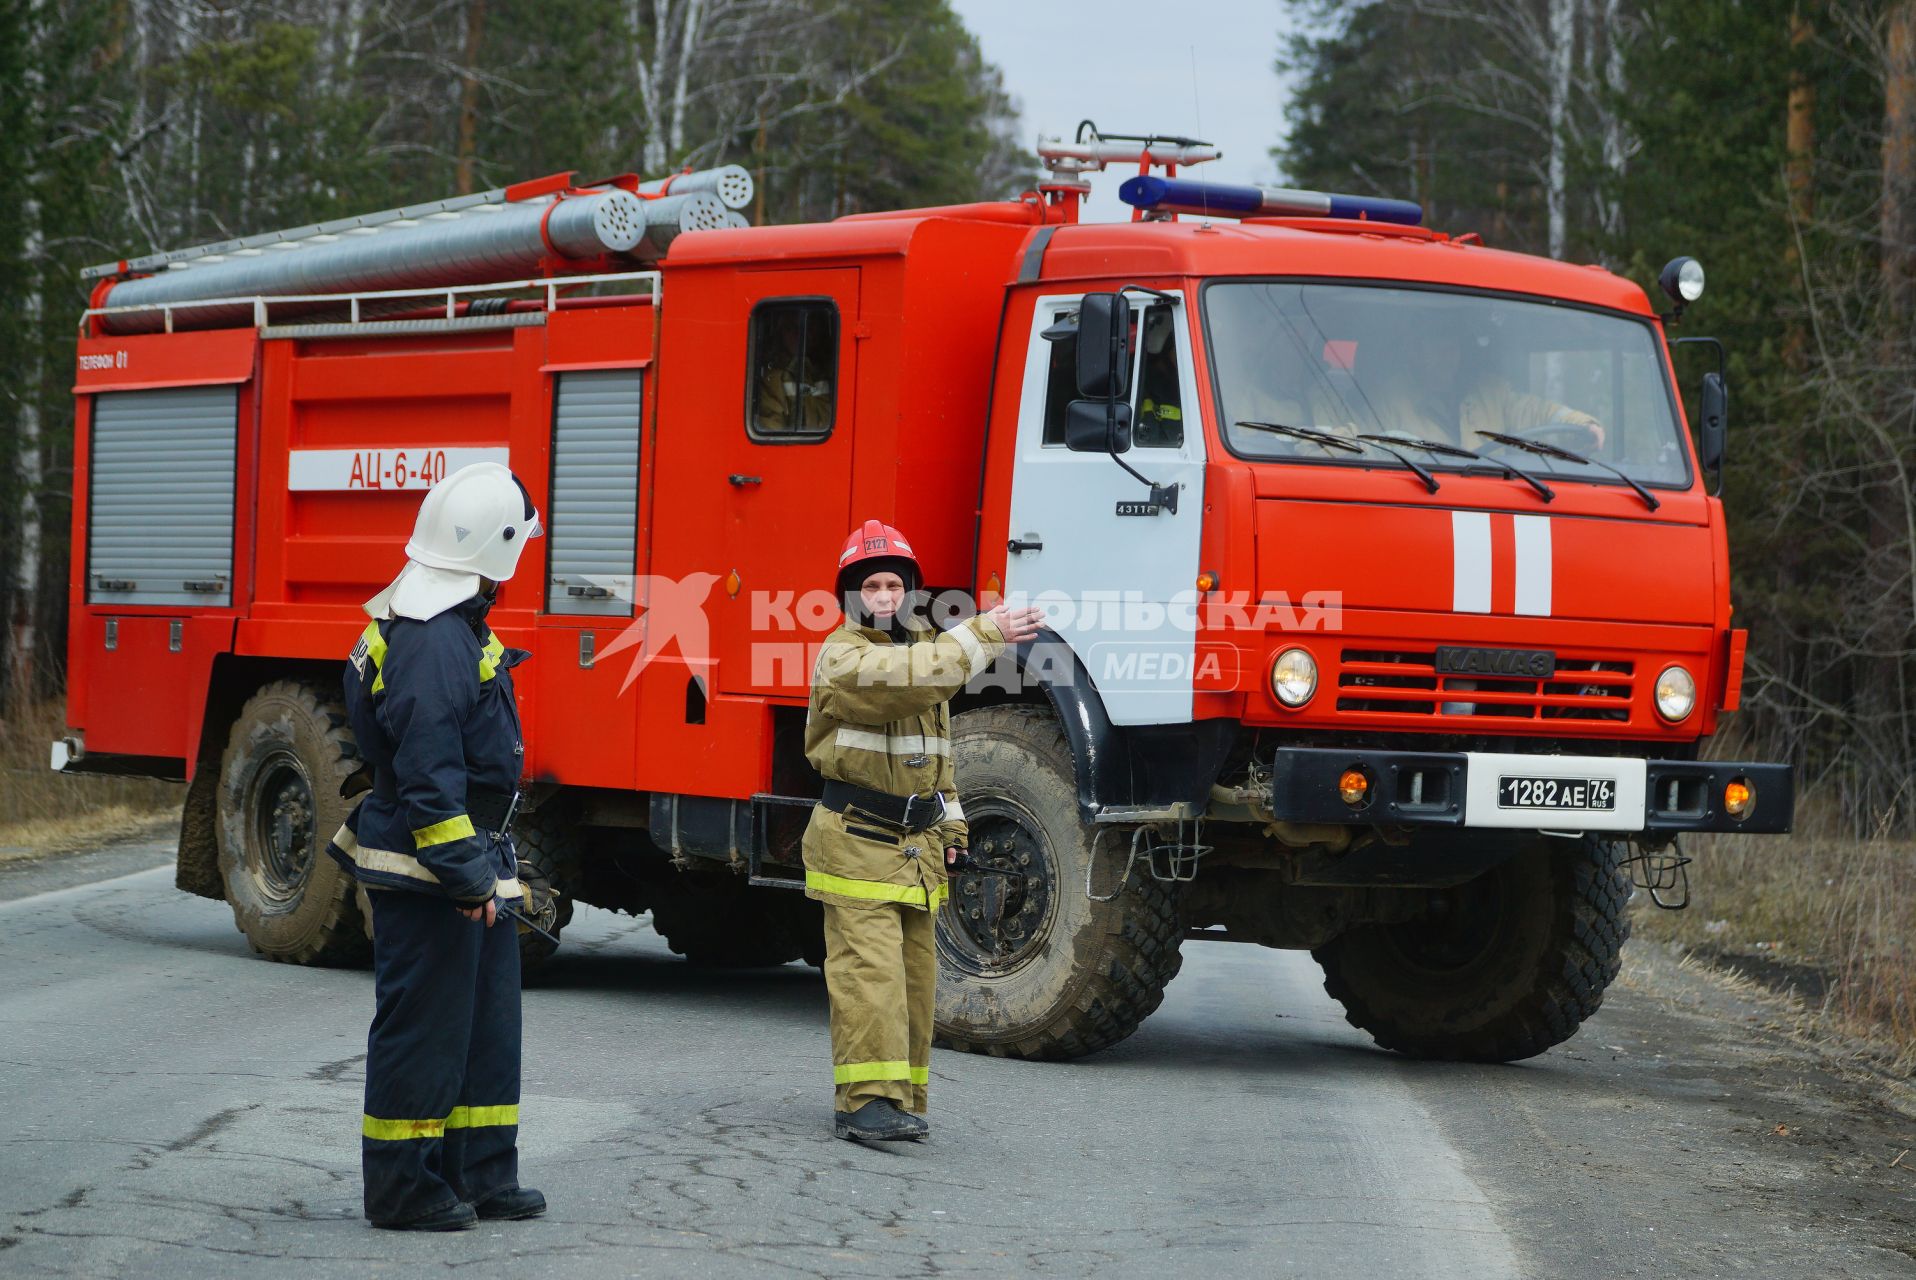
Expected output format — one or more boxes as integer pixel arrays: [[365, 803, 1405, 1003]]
[[58, 133, 1791, 1063]]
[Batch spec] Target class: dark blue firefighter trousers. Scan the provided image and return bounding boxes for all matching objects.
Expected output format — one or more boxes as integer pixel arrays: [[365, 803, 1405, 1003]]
[[361, 888, 522, 1225]]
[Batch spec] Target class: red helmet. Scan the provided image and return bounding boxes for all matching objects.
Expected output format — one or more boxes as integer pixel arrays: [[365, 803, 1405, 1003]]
[[836, 518, 921, 597]]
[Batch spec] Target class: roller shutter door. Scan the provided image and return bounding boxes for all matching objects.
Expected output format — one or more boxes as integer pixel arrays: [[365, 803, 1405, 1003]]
[[88, 386, 238, 608], [546, 369, 642, 616]]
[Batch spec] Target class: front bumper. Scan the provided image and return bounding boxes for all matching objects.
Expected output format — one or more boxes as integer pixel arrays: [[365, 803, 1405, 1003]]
[[1270, 746, 1793, 835]]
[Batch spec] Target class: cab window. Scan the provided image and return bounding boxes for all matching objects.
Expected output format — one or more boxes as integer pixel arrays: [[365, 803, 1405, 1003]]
[[1040, 303, 1184, 448], [747, 300, 838, 440]]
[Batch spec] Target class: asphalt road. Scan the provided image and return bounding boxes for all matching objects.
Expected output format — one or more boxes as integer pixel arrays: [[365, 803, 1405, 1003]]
[[1, 843, 1912, 1278]]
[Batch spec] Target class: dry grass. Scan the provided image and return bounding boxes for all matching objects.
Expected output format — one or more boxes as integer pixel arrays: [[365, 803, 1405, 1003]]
[[0, 700, 181, 858], [1634, 821, 1916, 1071]]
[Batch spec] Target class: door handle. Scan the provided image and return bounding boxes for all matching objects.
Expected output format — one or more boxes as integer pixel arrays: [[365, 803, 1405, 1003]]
[[1007, 537, 1043, 554], [728, 474, 762, 487]]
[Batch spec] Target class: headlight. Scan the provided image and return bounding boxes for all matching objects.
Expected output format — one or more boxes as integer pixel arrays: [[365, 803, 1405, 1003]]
[[1654, 664, 1696, 722], [1270, 648, 1317, 707], [1659, 256, 1705, 303]]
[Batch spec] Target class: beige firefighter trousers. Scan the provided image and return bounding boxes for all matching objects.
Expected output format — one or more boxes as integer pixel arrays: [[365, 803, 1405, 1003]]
[[823, 899, 937, 1114]]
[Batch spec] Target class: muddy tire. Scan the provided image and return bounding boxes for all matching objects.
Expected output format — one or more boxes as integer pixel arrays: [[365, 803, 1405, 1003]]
[[215, 680, 369, 966], [650, 879, 821, 967], [935, 705, 1184, 1061], [510, 803, 580, 972], [1313, 833, 1630, 1062]]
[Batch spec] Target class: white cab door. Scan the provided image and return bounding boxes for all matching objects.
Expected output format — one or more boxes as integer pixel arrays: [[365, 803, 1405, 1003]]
[[1004, 292, 1208, 725]]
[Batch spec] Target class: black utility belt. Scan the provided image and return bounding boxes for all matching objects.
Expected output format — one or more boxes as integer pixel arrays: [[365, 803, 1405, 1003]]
[[821, 779, 947, 833], [368, 779, 519, 833], [466, 784, 520, 833]]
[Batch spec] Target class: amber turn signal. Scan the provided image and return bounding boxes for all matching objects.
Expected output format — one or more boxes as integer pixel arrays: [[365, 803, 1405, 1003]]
[[1196, 570, 1219, 593], [1338, 768, 1370, 807], [1723, 778, 1754, 819]]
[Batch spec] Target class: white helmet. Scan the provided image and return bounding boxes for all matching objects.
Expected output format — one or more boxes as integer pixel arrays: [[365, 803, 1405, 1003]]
[[364, 463, 542, 621]]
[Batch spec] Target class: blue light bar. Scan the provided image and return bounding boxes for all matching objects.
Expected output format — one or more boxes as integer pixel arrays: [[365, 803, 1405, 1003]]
[[1119, 176, 1423, 227]]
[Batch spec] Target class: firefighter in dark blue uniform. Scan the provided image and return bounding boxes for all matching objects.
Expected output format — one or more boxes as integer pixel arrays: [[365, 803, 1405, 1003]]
[[326, 462, 546, 1231]]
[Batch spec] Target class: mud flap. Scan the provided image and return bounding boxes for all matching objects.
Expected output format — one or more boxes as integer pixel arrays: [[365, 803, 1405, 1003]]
[[176, 766, 223, 900]]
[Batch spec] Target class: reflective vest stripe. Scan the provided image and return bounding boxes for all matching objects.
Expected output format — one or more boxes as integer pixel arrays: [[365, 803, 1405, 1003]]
[[834, 1060, 912, 1084], [944, 797, 965, 822], [806, 870, 948, 912], [832, 728, 950, 757], [363, 1115, 444, 1141], [446, 1104, 519, 1129], [413, 815, 476, 848]]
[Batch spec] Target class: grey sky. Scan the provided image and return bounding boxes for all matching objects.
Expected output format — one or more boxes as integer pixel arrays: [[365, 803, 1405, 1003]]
[[949, 0, 1300, 222]]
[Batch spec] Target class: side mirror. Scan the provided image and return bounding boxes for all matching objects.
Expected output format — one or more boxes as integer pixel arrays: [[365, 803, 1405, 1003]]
[[1064, 398, 1133, 454], [1074, 292, 1132, 400], [1698, 371, 1728, 476]]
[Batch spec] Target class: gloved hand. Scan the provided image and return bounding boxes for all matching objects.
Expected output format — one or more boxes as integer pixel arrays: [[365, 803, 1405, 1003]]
[[945, 845, 971, 872]]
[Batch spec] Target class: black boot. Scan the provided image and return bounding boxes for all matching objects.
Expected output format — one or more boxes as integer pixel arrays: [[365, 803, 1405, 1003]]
[[372, 1200, 478, 1232], [835, 1099, 928, 1143], [474, 1186, 547, 1220]]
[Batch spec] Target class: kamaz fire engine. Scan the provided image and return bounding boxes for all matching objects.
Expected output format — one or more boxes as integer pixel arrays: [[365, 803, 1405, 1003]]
[[57, 129, 1793, 1062]]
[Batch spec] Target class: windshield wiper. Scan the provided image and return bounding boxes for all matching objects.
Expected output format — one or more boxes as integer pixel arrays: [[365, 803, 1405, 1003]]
[[1477, 430, 1659, 511], [1237, 421, 1438, 493], [1357, 432, 1553, 504]]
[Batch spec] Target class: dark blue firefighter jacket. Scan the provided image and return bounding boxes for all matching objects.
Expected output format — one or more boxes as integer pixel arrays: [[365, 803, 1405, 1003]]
[[327, 595, 529, 904]]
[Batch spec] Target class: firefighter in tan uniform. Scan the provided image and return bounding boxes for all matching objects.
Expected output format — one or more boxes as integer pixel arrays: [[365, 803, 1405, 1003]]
[[804, 519, 1043, 1142]]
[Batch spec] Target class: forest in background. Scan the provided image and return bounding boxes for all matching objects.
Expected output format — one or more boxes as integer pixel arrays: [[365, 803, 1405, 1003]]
[[1283, 0, 1916, 837], [0, 0, 1026, 738]]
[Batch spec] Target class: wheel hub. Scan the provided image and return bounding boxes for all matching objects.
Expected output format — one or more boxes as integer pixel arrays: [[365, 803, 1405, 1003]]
[[249, 753, 317, 902], [940, 811, 1054, 976]]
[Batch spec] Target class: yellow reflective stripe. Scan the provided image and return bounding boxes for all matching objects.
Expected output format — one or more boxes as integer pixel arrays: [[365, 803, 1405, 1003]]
[[834, 1060, 913, 1084], [805, 870, 930, 908], [363, 1115, 444, 1141], [478, 632, 505, 682], [909, 1066, 930, 1085], [413, 815, 476, 849], [446, 1104, 518, 1129], [929, 882, 948, 912]]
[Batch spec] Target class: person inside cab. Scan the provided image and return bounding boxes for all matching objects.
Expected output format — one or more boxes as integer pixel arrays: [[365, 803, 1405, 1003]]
[[802, 520, 1043, 1143], [1133, 307, 1184, 449], [327, 462, 547, 1231], [1364, 315, 1605, 450], [753, 307, 833, 434]]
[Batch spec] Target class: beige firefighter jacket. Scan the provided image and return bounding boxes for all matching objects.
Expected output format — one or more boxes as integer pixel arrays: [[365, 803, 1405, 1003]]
[[800, 612, 1007, 912]]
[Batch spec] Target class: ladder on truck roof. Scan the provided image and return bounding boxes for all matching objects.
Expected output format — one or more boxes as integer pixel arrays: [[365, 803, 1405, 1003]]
[[83, 166, 746, 337], [80, 269, 662, 339]]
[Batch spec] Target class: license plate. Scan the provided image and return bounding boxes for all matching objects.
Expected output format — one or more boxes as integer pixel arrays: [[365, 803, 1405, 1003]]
[[1464, 752, 1645, 830], [1497, 775, 1616, 811]]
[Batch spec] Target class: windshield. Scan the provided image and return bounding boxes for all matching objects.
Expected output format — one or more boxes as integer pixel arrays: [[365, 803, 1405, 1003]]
[[1204, 282, 1691, 489]]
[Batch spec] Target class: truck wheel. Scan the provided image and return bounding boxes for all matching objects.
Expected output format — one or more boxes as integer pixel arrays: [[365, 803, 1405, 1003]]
[[1312, 833, 1630, 1062], [649, 879, 817, 967], [510, 804, 579, 973], [215, 680, 369, 966], [935, 705, 1184, 1061]]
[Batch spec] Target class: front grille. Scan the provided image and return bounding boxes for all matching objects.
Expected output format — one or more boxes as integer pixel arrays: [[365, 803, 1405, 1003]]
[[1336, 648, 1633, 722]]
